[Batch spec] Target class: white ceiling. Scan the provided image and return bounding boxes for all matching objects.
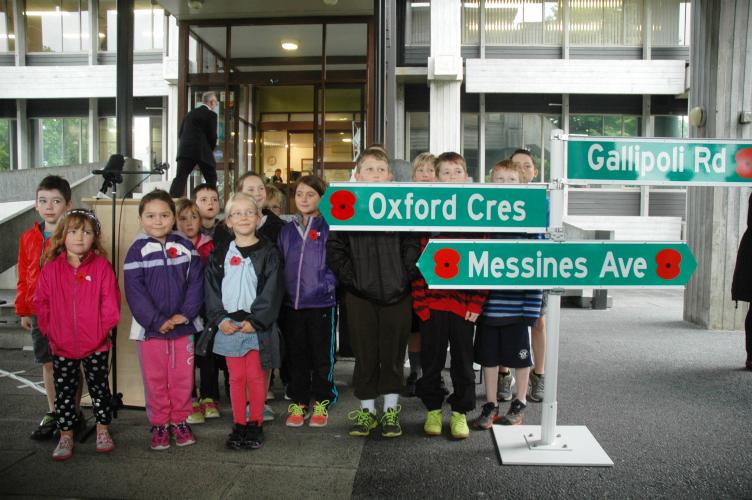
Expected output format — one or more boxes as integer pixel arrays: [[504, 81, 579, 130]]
[[156, 0, 373, 22]]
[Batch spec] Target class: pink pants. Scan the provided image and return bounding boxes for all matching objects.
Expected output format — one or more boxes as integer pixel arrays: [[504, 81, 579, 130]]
[[225, 350, 268, 425], [137, 336, 194, 426]]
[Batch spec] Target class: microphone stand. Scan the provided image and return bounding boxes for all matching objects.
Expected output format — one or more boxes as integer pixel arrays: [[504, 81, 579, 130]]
[[80, 164, 165, 442]]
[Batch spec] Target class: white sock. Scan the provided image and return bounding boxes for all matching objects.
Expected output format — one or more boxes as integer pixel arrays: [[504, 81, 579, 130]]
[[361, 399, 376, 414], [383, 393, 399, 411]]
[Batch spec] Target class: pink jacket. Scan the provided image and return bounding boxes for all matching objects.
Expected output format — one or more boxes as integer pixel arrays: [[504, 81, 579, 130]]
[[34, 252, 121, 359]]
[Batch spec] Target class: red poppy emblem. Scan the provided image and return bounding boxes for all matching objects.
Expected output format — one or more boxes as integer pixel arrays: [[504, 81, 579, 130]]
[[735, 148, 752, 178], [167, 247, 179, 258], [329, 190, 356, 221], [309, 230, 319, 241], [655, 248, 682, 280], [75, 272, 87, 283], [434, 248, 461, 280], [230, 256, 242, 266]]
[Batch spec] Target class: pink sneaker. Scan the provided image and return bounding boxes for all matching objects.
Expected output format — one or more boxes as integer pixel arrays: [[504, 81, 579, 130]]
[[96, 430, 115, 453], [150, 425, 170, 451], [52, 435, 73, 461], [171, 422, 196, 447]]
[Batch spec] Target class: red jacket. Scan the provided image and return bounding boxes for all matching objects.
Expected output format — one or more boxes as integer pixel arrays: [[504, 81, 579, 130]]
[[34, 252, 121, 359], [193, 233, 214, 263], [15, 222, 52, 317], [412, 234, 487, 322]]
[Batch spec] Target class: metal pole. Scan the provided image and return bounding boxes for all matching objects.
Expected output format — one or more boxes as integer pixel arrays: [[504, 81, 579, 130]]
[[540, 128, 566, 445], [116, 0, 134, 157]]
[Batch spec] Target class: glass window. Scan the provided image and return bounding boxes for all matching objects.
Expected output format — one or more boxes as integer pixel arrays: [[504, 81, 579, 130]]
[[406, 0, 430, 46], [0, 0, 15, 52], [98, 0, 164, 51], [32, 117, 88, 167], [0, 118, 14, 170], [98, 117, 116, 161], [406, 112, 429, 165], [570, 0, 642, 46], [462, 0, 480, 45], [653, 115, 688, 138], [26, 0, 89, 53], [462, 112, 480, 181], [652, 0, 691, 46], [484, 0, 562, 46], [570, 114, 641, 136]]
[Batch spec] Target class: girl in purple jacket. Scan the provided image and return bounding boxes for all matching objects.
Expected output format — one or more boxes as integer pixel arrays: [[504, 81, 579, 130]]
[[277, 175, 338, 428], [124, 190, 204, 451]]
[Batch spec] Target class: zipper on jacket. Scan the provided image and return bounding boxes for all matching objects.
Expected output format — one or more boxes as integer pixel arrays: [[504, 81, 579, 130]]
[[294, 218, 311, 309], [72, 265, 78, 358]]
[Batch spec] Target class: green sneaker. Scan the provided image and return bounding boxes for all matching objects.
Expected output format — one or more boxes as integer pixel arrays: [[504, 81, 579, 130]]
[[380, 405, 402, 438], [348, 408, 378, 437], [423, 409, 443, 436], [450, 411, 470, 439]]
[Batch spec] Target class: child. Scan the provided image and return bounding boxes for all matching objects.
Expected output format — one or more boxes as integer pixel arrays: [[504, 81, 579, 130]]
[[175, 199, 221, 424], [412, 152, 486, 439], [510, 149, 547, 403], [193, 183, 233, 249], [327, 147, 420, 438], [266, 184, 285, 216], [34, 209, 120, 460], [204, 192, 283, 450], [404, 152, 437, 397], [124, 190, 204, 451], [278, 175, 338, 428], [16, 175, 81, 441], [473, 160, 542, 429]]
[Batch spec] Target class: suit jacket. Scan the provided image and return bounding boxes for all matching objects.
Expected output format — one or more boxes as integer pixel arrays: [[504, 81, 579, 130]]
[[176, 104, 217, 167]]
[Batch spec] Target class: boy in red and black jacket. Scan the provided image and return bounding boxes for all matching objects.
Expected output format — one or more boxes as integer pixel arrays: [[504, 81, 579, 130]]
[[412, 152, 487, 440]]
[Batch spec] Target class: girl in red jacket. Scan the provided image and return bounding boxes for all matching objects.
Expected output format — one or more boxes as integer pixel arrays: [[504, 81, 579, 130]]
[[34, 209, 121, 461]]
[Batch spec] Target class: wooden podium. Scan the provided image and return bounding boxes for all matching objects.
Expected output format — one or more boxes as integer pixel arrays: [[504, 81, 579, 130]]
[[84, 198, 145, 407]]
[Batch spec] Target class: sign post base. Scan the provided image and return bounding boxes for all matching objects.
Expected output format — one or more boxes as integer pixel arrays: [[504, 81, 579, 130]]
[[492, 425, 613, 467]]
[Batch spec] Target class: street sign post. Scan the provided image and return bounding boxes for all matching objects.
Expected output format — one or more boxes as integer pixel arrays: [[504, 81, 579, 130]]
[[320, 183, 548, 232], [417, 240, 696, 289], [567, 137, 752, 185]]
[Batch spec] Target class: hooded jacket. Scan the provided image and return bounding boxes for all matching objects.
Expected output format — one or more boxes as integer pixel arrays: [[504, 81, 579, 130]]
[[15, 222, 52, 317], [277, 214, 337, 310], [34, 252, 120, 359], [732, 193, 752, 302], [123, 232, 204, 340]]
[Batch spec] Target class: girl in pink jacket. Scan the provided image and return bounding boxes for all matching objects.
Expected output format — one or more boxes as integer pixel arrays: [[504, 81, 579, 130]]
[[34, 209, 120, 461]]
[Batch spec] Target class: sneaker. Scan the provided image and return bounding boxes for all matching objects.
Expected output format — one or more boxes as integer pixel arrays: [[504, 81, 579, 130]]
[[473, 402, 498, 430], [497, 371, 515, 402], [187, 401, 205, 424], [52, 435, 73, 461], [95, 430, 115, 453], [31, 412, 57, 441], [423, 409, 443, 436], [226, 424, 246, 450], [402, 372, 418, 397], [499, 399, 527, 426], [286, 403, 308, 427], [283, 386, 292, 401], [149, 425, 170, 451], [450, 412, 470, 439], [171, 422, 196, 446], [263, 404, 275, 422], [309, 400, 330, 427], [347, 408, 378, 437], [380, 406, 402, 438], [200, 398, 221, 419], [528, 372, 544, 403], [243, 422, 264, 450]]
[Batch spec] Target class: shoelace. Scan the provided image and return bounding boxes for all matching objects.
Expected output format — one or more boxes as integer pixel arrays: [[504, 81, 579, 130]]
[[348, 409, 374, 427], [381, 405, 401, 426], [152, 425, 168, 437], [312, 400, 330, 417], [288, 403, 307, 417], [174, 423, 191, 435]]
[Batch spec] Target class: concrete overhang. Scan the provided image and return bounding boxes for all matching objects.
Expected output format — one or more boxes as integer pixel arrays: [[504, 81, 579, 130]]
[[155, 0, 372, 22]]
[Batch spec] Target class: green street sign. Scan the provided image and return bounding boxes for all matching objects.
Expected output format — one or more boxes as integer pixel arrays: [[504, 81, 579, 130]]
[[567, 137, 752, 185], [320, 183, 548, 232], [417, 240, 696, 289]]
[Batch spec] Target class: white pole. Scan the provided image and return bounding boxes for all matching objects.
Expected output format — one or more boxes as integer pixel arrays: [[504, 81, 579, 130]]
[[540, 129, 566, 445]]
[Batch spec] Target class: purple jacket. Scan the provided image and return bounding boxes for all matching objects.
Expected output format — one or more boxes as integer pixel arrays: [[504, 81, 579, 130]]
[[123, 232, 204, 340], [278, 215, 337, 310]]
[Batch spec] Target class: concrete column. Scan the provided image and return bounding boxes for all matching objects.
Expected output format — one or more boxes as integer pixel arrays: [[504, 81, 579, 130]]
[[88, 97, 99, 162], [640, 95, 652, 216], [88, 0, 99, 65], [15, 99, 29, 169], [12, 0, 25, 66], [684, 0, 752, 330], [384, 0, 398, 158], [166, 85, 179, 180], [428, 0, 462, 154]]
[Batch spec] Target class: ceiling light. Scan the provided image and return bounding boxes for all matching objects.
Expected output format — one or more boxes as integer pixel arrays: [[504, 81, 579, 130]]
[[323, 0, 338, 4], [281, 39, 299, 51], [342, 138, 352, 143], [187, 0, 204, 10]]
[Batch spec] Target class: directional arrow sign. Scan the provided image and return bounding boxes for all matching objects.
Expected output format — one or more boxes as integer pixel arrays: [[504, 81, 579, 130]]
[[417, 240, 696, 289], [567, 137, 752, 186], [320, 182, 548, 232]]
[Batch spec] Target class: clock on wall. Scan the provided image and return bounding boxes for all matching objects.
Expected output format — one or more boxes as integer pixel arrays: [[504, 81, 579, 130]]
[[267, 155, 277, 166]]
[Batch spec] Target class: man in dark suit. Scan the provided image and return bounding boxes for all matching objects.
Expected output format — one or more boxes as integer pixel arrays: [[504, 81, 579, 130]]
[[169, 91, 219, 197]]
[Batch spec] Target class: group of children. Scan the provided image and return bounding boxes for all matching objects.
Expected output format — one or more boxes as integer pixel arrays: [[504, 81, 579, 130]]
[[17, 146, 547, 460]]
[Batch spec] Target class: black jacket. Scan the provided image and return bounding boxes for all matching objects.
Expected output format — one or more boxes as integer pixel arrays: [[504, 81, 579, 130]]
[[258, 209, 285, 245], [177, 105, 217, 167], [202, 238, 284, 368], [732, 193, 752, 302], [326, 231, 420, 306]]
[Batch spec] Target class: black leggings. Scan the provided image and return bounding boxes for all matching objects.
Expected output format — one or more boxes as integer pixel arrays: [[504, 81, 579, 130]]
[[53, 351, 112, 431]]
